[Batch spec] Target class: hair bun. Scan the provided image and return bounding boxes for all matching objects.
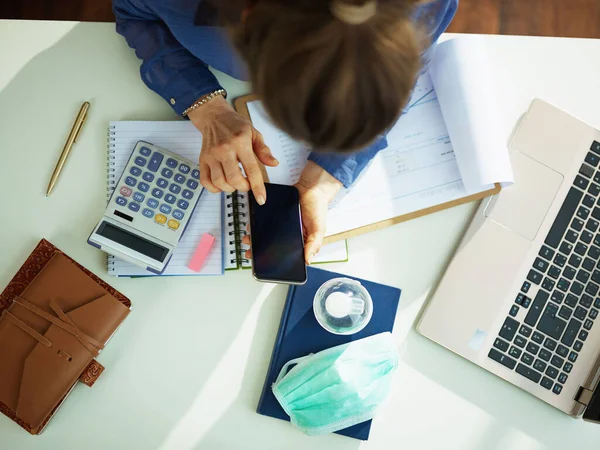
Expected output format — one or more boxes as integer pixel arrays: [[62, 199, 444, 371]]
[[330, 0, 377, 25]]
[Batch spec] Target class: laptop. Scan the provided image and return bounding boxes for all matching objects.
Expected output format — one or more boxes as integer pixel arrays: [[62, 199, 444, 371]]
[[418, 99, 600, 422]]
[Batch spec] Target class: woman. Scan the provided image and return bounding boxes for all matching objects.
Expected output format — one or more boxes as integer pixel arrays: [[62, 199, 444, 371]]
[[113, 0, 457, 262]]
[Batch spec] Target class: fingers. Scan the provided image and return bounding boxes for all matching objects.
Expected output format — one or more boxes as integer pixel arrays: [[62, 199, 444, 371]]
[[304, 236, 323, 265], [253, 130, 279, 167], [304, 222, 325, 264], [239, 152, 266, 205], [208, 162, 236, 193], [200, 162, 219, 193], [242, 234, 250, 246], [242, 233, 252, 260], [222, 154, 251, 192]]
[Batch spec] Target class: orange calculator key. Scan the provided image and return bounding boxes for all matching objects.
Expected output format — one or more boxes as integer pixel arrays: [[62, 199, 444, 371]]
[[155, 214, 167, 224], [167, 219, 180, 230]]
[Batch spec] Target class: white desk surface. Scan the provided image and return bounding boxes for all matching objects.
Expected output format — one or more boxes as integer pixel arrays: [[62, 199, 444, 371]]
[[2, 20, 600, 450]]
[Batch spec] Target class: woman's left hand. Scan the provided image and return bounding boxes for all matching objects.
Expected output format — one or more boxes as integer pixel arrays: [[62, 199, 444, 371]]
[[242, 161, 342, 264]]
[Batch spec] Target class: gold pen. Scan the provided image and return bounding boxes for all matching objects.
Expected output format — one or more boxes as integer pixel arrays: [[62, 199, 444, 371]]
[[46, 101, 90, 196]]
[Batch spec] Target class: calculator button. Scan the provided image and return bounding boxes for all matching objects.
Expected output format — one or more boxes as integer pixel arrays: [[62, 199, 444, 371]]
[[191, 169, 200, 180], [120, 186, 132, 197], [173, 210, 185, 220], [160, 204, 172, 215], [133, 192, 145, 203], [161, 168, 174, 179], [152, 188, 164, 199], [168, 219, 180, 230], [147, 198, 159, 209], [155, 214, 167, 224], [182, 189, 194, 200], [174, 174, 186, 184], [128, 202, 140, 212], [125, 176, 137, 187], [139, 146, 151, 157], [142, 208, 154, 218], [143, 172, 155, 182], [116, 196, 127, 206], [148, 152, 164, 172], [138, 182, 150, 192], [177, 199, 190, 210], [165, 194, 177, 204], [169, 184, 181, 194], [157, 178, 168, 189], [186, 179, 199, 190], [179, 164, 190, 174], [134, 156, 147, 167], [130, 166, 142, 177], [166, 158, 178, 168]]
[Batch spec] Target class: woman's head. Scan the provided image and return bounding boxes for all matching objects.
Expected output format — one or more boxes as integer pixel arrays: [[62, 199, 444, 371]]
[[223, 0, 426, 152]]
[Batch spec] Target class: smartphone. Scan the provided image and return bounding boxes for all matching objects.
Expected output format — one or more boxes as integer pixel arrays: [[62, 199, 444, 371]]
[[248, 183, 307, 285]]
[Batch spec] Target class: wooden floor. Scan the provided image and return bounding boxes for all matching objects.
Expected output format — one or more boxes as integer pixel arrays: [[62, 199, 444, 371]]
[[1, 0, 600, 38]]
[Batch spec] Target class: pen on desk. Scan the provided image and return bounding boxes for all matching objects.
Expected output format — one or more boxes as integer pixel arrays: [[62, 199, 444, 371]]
[[46, 101, 90, 196]]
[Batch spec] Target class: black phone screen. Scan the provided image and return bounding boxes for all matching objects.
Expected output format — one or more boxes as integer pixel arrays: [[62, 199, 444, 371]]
[[249, 183, 307, 284]]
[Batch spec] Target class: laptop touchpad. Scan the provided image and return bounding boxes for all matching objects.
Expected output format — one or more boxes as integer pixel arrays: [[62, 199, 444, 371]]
[[485, 151, 563, 241]]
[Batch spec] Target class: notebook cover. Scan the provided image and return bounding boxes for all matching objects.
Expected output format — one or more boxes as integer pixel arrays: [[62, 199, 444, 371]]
[[0, 239, 132, 434], [257, 266, 401, 441]]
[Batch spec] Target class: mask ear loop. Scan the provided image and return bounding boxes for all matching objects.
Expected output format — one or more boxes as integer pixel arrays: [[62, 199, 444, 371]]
[[274, 354, 314, 384]]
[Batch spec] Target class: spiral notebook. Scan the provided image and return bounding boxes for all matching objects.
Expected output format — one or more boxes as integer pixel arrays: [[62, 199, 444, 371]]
[[107, 121, 224, 276], [224, 191, 349, 269], [107, 121, 348, 276]]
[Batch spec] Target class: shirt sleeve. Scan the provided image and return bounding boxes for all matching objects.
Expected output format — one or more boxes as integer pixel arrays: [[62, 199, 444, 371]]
[[113, 0, 223, 115], [307, 136, 389, 189]]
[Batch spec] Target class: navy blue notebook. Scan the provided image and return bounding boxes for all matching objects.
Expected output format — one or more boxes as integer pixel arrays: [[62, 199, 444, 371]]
[[257, 266, 401, 441]]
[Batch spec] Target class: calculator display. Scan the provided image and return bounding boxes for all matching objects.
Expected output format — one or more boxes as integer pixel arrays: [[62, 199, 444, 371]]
[[97, 221, 169, 262]]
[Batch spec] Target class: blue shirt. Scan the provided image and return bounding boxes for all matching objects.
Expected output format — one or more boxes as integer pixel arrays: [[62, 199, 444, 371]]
[[113, 0, 457, 188]]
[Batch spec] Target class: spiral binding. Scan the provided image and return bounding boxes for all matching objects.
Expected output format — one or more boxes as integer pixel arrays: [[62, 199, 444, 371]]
[[226, 192, 250, 266], [107, 125, 117, 202], [106, 125, 117, 273]]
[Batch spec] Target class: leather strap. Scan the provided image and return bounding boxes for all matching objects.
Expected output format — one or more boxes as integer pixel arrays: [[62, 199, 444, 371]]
[[10, 296, 105, 357], [1, 310, 52, 348]]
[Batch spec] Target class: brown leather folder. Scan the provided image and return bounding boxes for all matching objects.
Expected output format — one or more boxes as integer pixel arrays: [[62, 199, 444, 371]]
[[0, 239, 131, 434]]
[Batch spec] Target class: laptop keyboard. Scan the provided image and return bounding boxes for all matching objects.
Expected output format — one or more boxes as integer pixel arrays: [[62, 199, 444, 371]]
[[488, 141, 600, 396]]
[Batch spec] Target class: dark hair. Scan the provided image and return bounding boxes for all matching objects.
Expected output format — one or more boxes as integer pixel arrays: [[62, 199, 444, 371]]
[[219, 0, 425, 152]]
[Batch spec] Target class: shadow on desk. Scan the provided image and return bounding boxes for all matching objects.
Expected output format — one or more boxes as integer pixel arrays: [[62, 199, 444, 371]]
[[8, 22, 581, 449], [0, 24, 358, 449], [403, 331, 591, 448], [153, 282, 361, 450]]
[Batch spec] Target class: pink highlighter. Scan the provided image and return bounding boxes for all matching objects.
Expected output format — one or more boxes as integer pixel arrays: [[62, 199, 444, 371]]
[[188, 233, 216, 272]]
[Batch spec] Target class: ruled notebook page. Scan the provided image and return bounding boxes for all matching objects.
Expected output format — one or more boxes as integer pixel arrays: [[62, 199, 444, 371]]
[[107, 121, 224, 276]]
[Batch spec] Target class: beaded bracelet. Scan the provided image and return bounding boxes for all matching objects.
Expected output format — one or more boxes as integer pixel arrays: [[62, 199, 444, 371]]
[[182, 89, 227, 117]]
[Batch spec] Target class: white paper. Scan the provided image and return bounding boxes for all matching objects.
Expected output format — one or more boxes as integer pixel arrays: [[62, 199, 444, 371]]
[[430, 36, 514, 193], [245, 36, 515, 238], [247, 73, 476, 237], [323, 73, 472, 236], [247, 101, 311, 186], [312, 240, 348, 264], [108, 121, 224, 276]]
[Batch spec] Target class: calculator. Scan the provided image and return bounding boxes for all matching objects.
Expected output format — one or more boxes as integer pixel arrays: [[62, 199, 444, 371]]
[[88, 141, 204, 274]]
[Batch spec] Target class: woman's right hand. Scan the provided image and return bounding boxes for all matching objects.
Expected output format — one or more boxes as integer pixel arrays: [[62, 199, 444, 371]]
[[188, 95, 279, 205]]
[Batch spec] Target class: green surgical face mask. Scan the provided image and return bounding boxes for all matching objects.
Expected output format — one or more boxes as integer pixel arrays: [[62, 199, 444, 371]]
[[272, 332, 398, 436]]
